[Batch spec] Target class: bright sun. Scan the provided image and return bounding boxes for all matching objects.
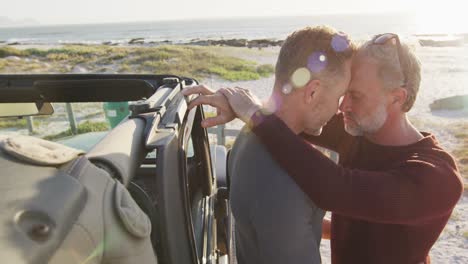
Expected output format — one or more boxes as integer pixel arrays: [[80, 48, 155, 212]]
[[411, 1, 468, 34]]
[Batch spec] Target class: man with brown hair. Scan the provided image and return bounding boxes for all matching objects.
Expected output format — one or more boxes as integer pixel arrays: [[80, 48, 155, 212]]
[[185, 26, 355, 264], [184, 33, 463, 263]]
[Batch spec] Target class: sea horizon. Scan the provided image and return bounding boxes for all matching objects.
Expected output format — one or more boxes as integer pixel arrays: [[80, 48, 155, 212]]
[[2, 13, 467, 46]]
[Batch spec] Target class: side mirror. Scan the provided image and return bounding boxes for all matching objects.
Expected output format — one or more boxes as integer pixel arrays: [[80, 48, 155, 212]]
[[0, 102, 54, 118]]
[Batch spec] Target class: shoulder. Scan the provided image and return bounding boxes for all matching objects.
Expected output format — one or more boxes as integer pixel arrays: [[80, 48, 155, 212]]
[[229, 126, 282, 170], [231, 127, 267, 156], [409, 133, 458, 171], [400, 136, 463, 200]]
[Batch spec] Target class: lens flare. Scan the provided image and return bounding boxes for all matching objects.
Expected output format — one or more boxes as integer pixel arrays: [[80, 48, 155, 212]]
[[81, 240, 105, 264], [331, 33, 350, 52], [307, 52, 327, 73], [264, 93, 282, 114], [291, 67, 311, 88], [281, 83, 293, 94]]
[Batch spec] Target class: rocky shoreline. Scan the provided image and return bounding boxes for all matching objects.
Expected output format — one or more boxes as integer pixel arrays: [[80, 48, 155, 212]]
[[4, 33, 468, 48], [3, 38, 285, 49]]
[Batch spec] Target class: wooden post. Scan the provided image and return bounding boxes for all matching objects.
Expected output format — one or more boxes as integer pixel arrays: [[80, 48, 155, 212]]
[[26, 116, 34, 134], [65, 103, 78, 134]]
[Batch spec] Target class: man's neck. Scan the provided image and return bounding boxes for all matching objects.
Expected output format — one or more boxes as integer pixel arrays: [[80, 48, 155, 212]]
[[269, 95, 304, 135], [364, 114, 424, 146]]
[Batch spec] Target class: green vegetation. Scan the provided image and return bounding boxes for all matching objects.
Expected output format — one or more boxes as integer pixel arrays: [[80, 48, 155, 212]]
[[204, 111, 217, 119], [256, 64, 275, 76], [225, 138, 235, 149], [0, 46, 27, 57], [450, 209, 460, 221], [410, 117, 468, 185], [43, 120, 109, 141], [0, 59, 7, 70], [75, 120, 109, 133], [118, 63, 132, 73], [0, 118, 28, 129], [0, 45, 275, 81], [0, 117, 42, 129], [5, 45, 127, 59], [130, 45, 274, 81], [463, 230, 468, 239]]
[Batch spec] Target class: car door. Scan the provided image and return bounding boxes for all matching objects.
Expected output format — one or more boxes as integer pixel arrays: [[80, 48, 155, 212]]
[[178, 98, 233, 264], [149, 89, 228, 264], [180, 104, 220, 264]]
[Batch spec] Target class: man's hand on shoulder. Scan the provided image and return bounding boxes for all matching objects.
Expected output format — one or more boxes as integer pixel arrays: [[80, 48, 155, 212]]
[[182, 85, 236, 128], [218, 87, 263, 125]]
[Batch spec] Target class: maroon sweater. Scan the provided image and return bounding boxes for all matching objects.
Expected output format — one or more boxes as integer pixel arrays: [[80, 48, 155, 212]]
[[251, 113, 463, 264]]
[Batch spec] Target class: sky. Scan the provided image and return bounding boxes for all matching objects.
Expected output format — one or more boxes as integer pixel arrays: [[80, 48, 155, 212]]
[[1, 0, 467, 26]]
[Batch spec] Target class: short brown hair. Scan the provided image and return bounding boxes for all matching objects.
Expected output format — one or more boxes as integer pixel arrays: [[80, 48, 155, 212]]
[[275, 26, 355, 87]]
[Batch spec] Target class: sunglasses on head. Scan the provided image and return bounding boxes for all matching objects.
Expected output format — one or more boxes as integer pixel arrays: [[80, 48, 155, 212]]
[[371, 33, 407, 87]]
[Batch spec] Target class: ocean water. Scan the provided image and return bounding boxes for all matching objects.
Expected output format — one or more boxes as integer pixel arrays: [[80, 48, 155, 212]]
[[0, 13, 440, 45]]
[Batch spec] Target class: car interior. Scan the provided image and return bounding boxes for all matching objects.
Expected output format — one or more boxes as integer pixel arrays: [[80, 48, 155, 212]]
[[0, 74, 232, 264]]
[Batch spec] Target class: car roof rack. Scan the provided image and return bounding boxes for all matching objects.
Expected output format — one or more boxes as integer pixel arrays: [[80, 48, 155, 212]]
[[128, 76, 198, 149], [0, 73, 199, 150]]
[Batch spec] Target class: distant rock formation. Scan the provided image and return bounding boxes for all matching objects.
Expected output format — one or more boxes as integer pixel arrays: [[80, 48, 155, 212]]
[[3, 36, 284, 48], [247, 39, 284, 48], [128, 38, 145, 44], [430, 95, 468, 111], [419, 38, 464, 47], [187, 38, 283, 48]]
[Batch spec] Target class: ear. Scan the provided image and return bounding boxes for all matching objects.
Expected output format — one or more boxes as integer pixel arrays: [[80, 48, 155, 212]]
[[389, 87, 408, 109], [303, 79, 321, 104]]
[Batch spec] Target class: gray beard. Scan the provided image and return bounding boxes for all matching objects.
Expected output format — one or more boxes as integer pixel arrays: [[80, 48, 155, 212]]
[[344, 105, 387, 136]]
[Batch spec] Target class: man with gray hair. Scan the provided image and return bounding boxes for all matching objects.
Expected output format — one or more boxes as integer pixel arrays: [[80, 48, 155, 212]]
[[184, 33, 463, 264]]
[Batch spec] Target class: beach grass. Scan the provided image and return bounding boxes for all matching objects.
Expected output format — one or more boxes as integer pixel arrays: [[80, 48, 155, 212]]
[[0, 46, 27, 57], [0, 118, 28, 129], [0, 117, 41, 129], [449, 123, 468, 180], [411, 117, 468, 184], [463, 230, 468, 239], [0, 45, 275, 81], [450, 209, 460, 221], [43, 120, 109, 141], [0, 59, 7, 70]]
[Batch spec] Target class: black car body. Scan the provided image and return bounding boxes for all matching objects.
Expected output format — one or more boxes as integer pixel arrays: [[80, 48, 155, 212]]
[[0, 74, 233, 264]]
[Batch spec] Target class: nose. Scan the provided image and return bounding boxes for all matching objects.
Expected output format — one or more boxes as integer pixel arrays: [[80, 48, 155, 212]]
[[339, 93, 351, 113]]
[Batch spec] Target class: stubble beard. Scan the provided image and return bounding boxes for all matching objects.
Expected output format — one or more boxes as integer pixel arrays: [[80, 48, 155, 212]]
[[344, 104, 388, 136]]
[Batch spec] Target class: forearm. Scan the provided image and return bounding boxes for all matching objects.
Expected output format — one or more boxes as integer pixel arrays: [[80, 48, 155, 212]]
[[252, 114, 462, 224]]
